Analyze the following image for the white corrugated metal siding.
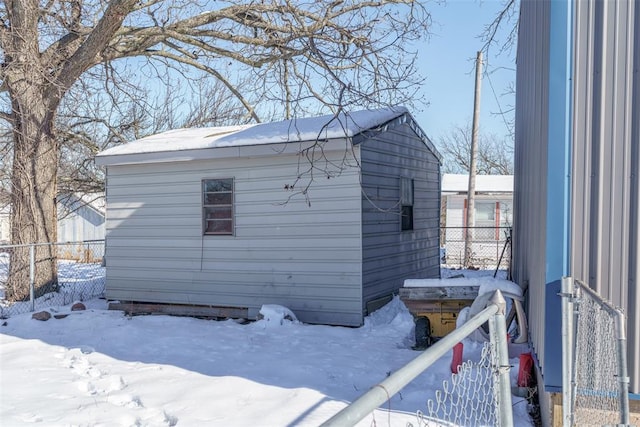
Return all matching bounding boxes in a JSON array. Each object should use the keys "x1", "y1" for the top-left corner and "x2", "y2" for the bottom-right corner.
[
  {"x1": 570, "y1": 0, "x2": 639, "y2": 393},
  {"x1": 515, "y1": 0, "x2": 639, "y2": 393}
]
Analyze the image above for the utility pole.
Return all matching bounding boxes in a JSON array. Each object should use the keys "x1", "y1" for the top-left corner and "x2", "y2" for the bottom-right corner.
[{"x1": 464, "y1": 51, "x2": 482, "y2": 267}]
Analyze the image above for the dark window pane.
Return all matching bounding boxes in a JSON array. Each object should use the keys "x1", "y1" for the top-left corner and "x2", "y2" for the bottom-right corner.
[
  {"x1": 205, "y1": 207, "x2": 232, "y2": 219},
  {"x1": 401, "y1": 178, "x2": 414, "y2": 205},
  {"x1": 401, "y1": 205, "x2": 414, "y2": 231},
  {"x1": 205, "y1": 192, "x2": 232, "y2": 205},
  {"x1": 205, "y1": 220, "x2": 233, "y2": 234},
  {"x1": 204, "y1": 179, "x2": 233, "y2": 192}
]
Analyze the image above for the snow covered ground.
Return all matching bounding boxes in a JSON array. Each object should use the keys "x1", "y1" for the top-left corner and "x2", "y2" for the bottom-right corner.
[{"x1": 0, "y1": 271, "x2": 533, "y2": 426}]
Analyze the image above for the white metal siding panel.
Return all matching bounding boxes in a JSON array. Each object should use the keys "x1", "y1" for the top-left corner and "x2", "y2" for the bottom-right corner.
[
  {"x1": 58, "y1": 206, "x2": 106, "y2": 242},
  {"x1": 0, "y1": 213, "x2": 8, "y2": 242},
  {"x1": 360, "y1": 123, "x2": 440, "y2": 310},
  {"x1": 445, "y1": 196, "x2": 465, "y2": 228},
  {"x1": 631, "y1": 2, "x2": 640, "y2": 396},
  {"x1": 105, "y1": 147, "x2": 364, "y2": 326},
  {"x1": 571, "y1": 0, "x2": 640, "y2": 393},
  {"x1": 517, "y1": 0, "x2": 640, "y2": 393},
  {"x1": 513, "y1": 0, "x2": 551, "y2": 378}
]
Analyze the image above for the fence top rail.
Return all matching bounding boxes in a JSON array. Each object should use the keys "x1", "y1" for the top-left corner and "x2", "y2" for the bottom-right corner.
[
  {"x1": 0, "y1": 240, "x2": 105, "y2": 250},
  {"x1": 442, "y1": 226, "x2": 512, "y2": 229},
  {"x1": 574, "y1": 278, "x2": 625, "y2": 317}
]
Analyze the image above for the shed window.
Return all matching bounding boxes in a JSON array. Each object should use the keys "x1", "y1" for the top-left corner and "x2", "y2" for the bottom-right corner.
[
  {"x1": 401, "y1": 177, "x2": 414, "y2": 231},
  {"x1": 203, "y1": 178, "x2": 234, "y2": 235}
]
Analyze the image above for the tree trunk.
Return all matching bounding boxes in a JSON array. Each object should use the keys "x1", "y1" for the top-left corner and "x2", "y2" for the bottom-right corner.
[{"x1": 5, "y1": 85, "x2": 60, "y2": 301}]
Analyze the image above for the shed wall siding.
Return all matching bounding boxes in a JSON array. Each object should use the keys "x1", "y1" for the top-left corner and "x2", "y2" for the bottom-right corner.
[
  {"x1": 0, "y1": 211, "x2": 9, "y2": 242},
  {"x1": 360, "y1": 123, "x2": 440, "y2": 309},
  {"x1": 58, "y1": 206, "x2": 105, "y2": 242},
  {"x1": 105, "y1": 149, "x2": 364, "y2": 326}
]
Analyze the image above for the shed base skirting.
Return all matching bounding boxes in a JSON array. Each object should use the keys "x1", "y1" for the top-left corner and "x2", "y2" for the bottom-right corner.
[{"x1": 109, "y1": 301, "x2": 249, "y2": 320}]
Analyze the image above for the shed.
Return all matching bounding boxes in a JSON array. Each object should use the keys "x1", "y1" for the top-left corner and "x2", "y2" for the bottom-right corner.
[
  {"x1": 96, "y1": 107, "x2": 442, "y2": 326},
  {"x1": 0, "y1": 192, "x2": 106, "y2": 246},
  {"x1": 57, "y1": 192, "x2": 106, "y2": 242},
  {"x1": 0, "y1": 189, "x2": 10, "y2": 244},
  {"x1": 0, "y1": 204, "x2": 9, "y2": 244},
  {"x1": 514, "y1": 0, "x2": 640, "y2": 413}
]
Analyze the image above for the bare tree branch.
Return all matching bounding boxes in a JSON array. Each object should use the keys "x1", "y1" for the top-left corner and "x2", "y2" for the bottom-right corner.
[
  {"x1": 54, "y1": 0, "x2": 139, "y2": 98},
  {"x1": 0, "y1": 0, "x2": 430, "y2": 298},
  {"x1": 436, "y1": 125, "x2": 513, "y2": 175}
]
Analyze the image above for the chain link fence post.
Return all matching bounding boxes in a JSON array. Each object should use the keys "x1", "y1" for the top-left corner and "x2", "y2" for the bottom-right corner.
[
  {"x1": 614, "y1": 307, "x2": 630, "y2": 425},
  {"x1": 561, "y1": 276, "x2": 575, "y2": 427},
  {"x1": 29, "y1": 244, "x2": 35, "y2": 312},
  {"x1": 1, "y1": 240, "x2": 105, "y2": 317},
  {"x1": 488, "y1": 290, "x2": 513, "y2": 427}
]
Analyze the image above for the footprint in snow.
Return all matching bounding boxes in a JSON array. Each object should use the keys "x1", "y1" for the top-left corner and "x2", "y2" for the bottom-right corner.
[
  {"x1": 111, "y1": 394, "x2": 144, "y2": 409},
  {"x1": 65, "y1": 354, "x2": 103, "y2": 379},
  {"x1": 76, "y1": 380, "x2": 97, "y2": 395},
  {"x1": 163, "y1": 411, "x2": 179, "y2": 426}
]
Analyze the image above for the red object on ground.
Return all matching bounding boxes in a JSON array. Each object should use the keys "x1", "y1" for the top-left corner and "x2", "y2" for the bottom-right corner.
[
  {"x1": 517, "y1": 352, "x2": 535, "y2": 387},
  {"x1": 451, "y1": 342, "x2": 464, "y2": 374}
]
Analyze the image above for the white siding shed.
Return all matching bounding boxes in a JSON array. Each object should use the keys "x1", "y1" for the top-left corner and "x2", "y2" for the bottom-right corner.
[{"x1": 96, "y1": 108, "x2": 441, "y2": 326}]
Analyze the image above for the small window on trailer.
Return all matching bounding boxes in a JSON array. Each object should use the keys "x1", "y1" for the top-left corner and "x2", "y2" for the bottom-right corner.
[
  {"x1": 203, "y1": 178, "x2": 234, "y2": 235},
  {"x1": 401, "y1": 177, "x2": 414, "y2": 231}
]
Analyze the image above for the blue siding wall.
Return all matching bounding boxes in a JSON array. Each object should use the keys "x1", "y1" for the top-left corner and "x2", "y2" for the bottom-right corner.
[
  {"x1": 545, "y1": 0, "x2": 573, "y2": 284},
  {"x1": 360, "y1": 120, "x2": 441, "y2": 312}
]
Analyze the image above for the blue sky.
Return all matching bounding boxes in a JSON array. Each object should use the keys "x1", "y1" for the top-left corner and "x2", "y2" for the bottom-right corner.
[{"x1": 414, "y1": 0, "x2": 517, "y2": 143}]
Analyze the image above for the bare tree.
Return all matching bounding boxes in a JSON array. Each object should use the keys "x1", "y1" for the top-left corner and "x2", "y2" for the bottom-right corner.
[
  {"x1": 480, "y1": 0, "x2": 519, "y2": 57},
  {"x1": 437, "y1": 125, "x2": 513, "y2": 175},
  {"x1": 480, "y1": 0, "x2": 519, "y2": 139},
  {"x1": 56, "y1": 73, "x2": 250, "y2": 197},
  {"x1": 0, "y1": 0, "x2": 429, "y2": 300}
]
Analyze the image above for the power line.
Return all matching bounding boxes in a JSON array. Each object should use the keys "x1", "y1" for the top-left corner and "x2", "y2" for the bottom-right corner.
[{"x1": 485, "y1": 68, "x2": 513, "y2": 136}]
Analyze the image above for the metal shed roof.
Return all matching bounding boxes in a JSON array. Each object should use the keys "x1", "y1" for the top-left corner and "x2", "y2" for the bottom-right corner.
[{"x1": 96, "y1": 107, "x2": 440, "y2": 166}]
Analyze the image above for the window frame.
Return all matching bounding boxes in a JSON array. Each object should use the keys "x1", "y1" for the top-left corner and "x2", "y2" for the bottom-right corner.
[
  {"x1": 400, "y1": 177, "x2": 414, "y2": 231},
  {"x1": 474, "y1": 200, "x2": 498, "y2": 228},
  {"x1": 202, "y1": 178, "x2": 235, "y2": 236}
]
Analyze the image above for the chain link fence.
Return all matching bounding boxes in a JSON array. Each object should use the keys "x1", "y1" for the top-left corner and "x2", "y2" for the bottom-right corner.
[
  {"x1": 321, "y1": 291, "x2": 513, "y2": 427},
  {"x1": 0, "y1": 240, "x2": 105, "y2": 318},
  {"x1": 426, "y1": 341, "x2": 500, "y2": 425},
  {"x1": 441, "y1": 226, "x2": 511, "y2": 271},
  {"x1": 561, "y1": 277, "x2": 630, "y2": 426}
]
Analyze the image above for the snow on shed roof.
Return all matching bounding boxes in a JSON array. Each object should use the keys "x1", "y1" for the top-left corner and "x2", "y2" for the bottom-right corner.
[
  {"x1": 97, "y1": 107, "x2": 414, "y2": 160},
  {"x1": 442, "y1": 174, "x2": 513, "y2": 194}
]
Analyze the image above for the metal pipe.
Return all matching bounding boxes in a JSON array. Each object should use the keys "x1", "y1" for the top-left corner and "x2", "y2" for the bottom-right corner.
[
  {"x1": 321, "y1": 292, "x2": 504, "y2": 427},
  {"x1": 488, "y1": 290, "x2": 513, "y2": 427},
  {"x1": 29, "y1": 245, "x2": 35, "y2": 312},
  {"x1": 614, "y1": 311, "x2": 630, "y2": 425},
  {"x1": 570, "y1": 285, "x2": 580, "y2": 426},
  {"x1": 0, "y1": 239, "x2": 105, "y2": 250},
  {"x1": 561, "y1": 276, "x2": 574, "y2": 427},
  {"x1": 574, "y1": 278, "x2": 620, "y2": 316}
]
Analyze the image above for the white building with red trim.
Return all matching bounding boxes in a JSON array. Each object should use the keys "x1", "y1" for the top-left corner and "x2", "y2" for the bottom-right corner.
[{"x1": 440, "y1": 174, "x2": 513, "y2": 268}]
